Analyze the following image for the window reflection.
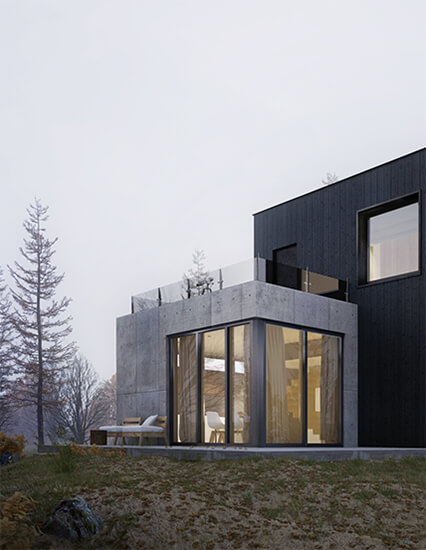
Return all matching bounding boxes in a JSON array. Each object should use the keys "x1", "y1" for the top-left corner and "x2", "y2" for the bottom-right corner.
[
  {"x1": 230, "y1": 325, "x2": 250, "y2": 443},
  {"x1": 307, "y1": 332, "x2": 340, "y2": 444},
  {"x1": 172, "y1": 325, "x2": 251, "y2": 445},
  {"x1": 368, "y1": 202, "x2": 419, "y2": 281},
  {"x1": 172, "y1": 335, "x2": 197, "y2": 443},
  {"x1": 172, "y1": 323, "x2": 341, "y2": 446},
  {"x1": 201, "y1": 329, "x2": 226, "y2": 444},
  {"x1": 266, "y1": 325, "x2": 303, "y2": 444}
]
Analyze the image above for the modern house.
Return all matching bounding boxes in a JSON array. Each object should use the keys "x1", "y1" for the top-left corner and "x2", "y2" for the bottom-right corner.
[{"x1": 117, "y1": 148, "x2": 425, "y2": 449}]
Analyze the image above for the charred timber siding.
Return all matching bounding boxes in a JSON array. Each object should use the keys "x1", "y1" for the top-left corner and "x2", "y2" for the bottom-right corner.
[{"x1": 254, "y1": 148, "x2": 426, "y2": 447}]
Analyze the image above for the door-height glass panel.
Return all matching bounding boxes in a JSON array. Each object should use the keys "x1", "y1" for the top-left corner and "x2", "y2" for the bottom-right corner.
[
  {"x1": 230, "y1": 325, "x2": 250, "y2": 444},
  {"x1": 172, "y1": 335, "x2": 197, "y2": 443},
  {"x1": 266, "y1": 325, "x2": 303, "y2": 444},
  {"x1": 201, "y1": 329, "x2": 226, "y2": 444},
  {"x1": 307, "y1": 332, "x2": 340, "y2": 444},
  {"x1": 368, "y1": 202, "x2": 419, "y2": 281}
]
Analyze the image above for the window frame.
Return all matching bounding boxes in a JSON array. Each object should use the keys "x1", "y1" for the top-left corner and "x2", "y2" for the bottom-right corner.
[
  {"x1": 168, "y1": 321, "x2": 252, "y2": 447},
  {"x1": 357, "y1": 193, "x2": 421, "y2": 285},
  {"x1": 168, "y1": 320, "x2": 343, "y2": 447},
  {"x1": 263, "y1": 321, "x2": 343, "y2": 447}
]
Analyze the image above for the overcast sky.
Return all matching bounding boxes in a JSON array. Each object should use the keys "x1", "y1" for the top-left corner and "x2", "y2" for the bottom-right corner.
[{"x1": 1, "y1": 1, "x2": 425, "y2": 380}]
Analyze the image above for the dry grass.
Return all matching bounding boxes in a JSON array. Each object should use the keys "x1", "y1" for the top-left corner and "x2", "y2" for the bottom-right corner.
[{"x1": 1, "y1": 453, "x2": 425, "y2": 549}]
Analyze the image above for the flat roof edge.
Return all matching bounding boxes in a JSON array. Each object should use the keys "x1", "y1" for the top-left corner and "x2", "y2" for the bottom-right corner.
[{"x1": 253, "y1": 146, "x2": 426, "y2": 217}]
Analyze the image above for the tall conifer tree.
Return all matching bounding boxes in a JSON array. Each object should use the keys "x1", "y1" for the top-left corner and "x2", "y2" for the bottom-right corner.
[{"x1": 8, "y1": 199, "x2": 75, "y2": 444}]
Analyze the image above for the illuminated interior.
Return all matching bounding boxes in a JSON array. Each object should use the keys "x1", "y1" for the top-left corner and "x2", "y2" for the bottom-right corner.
[
  {"x1": 368, "y1": 202, "x2": 419, "y2": 281},
  {"x1": 172, "y1": 324, "x2": 250, "y2": 445},
  {"x1": 172, "y1": 323, "x2": 341, "y2": 446}
]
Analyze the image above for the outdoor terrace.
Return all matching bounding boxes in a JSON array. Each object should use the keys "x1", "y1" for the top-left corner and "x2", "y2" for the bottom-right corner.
[{"x1": 131, "y1": 257, "x2": 348, "y2": 313}]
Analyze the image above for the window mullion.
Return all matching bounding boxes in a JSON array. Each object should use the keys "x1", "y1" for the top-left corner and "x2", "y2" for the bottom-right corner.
[
  {"x1": 196, "y1": 332, "x2": 202, "y2": 444},
  {"x1": 302, "y1": 331, "x2": 307, "y2": 446},
  {"x1": 225, "y1": 327, "x2": 231, "y2": 444}
]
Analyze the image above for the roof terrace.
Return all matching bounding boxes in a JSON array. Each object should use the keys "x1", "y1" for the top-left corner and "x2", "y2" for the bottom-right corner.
[{"x1": 131, "y1": 258, "x2": 348, "y2": 313}]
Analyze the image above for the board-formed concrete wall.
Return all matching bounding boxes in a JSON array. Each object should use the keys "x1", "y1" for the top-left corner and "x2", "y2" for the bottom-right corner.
[{"x1": 117, "y1": 280, "x2": 358, "y2": 446}]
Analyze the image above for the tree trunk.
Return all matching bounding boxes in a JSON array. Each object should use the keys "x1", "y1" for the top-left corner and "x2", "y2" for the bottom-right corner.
[
  {"x1": 37, "y1": 361, "x2": 44, "y2": 445},
  {"x1": 37, "y1": 228, "x2": 44, "y2": 446}
]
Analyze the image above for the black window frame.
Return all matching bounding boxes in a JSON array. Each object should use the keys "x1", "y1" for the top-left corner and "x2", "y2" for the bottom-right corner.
[
  {"x1": 263, "y1": 321, "x2": 343, "y2": 447},
  {"x1": 168, "y1": 320, "x2": 343, "y2": 447},
  {"x1": 357, "y1": 193, "x2": 420, "y2": 285},
  {"x1": 168, "y1": 321, "x2": 253, "y2": 447}
]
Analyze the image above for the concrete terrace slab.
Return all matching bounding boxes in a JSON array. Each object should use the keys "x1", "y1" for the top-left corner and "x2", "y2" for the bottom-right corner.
[{"x1": 85, "y1": 445, "x2": 426, "y2": 462}]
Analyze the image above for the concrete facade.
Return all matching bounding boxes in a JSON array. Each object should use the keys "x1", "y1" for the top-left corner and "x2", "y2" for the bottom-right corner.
[{"x1": 117, "y1": 280, "x2": 358, "y2": 447}]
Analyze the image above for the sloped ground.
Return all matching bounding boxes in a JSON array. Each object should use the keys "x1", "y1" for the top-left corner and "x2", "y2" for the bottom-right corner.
[{"x1": 1, "y1": 453, "x2": 425, "y2": 549}]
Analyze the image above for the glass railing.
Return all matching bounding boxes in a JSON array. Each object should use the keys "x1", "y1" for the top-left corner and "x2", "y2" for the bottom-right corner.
[
  {"x1": 132, "y1": 258, "x2": 348, "y2": 312},
  {"x1": 132, "y1": 259, "x2": 255, "y2": 312}
]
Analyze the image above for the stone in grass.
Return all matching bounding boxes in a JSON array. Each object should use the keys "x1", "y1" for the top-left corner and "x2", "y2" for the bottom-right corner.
[
  {"x1": 43, "y1": 496, "x2": 102, "y2": 541},
  {"x1": 0, "y1": 452, "x2": 19, "y2": 465}
]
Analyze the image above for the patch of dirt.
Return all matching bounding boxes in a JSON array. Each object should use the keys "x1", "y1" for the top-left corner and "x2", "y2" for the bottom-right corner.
[{"x1": 4, "y1": 455, "x2": 426, "y2": 549}]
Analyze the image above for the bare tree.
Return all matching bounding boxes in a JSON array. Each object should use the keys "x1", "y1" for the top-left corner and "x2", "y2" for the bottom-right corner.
[
  {"x1": 322, "y1": 172, "x2": 338, "y2": 186},
  {"x1": 0, "y1": 268, "x2": 14, "y2": 431},
  {"x1": 96, "y1": 374, "x2": 117, "y2": 427},
  {"x1": 8, "y1": 198, "x2": 75, "y2": 445},
  {"x1": 53, "y1": 355, "x2": 110, "y2": 444},
  {"x1": 182, "y1": 249, "x2": 214, "y2": 297}
]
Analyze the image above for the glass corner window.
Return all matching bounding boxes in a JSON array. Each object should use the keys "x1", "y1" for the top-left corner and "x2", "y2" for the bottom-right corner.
[{"x1": 171, "y1": 324, "x2": 250, "y2": 446}]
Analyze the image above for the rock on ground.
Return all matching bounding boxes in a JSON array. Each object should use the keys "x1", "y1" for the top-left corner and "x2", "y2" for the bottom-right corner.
[
  {"x1": 43, "y1": 496, "x2": 101, "y2": 540},
  {"x1": 0, "y1": 452, "x2": 19, "y2": 465}
]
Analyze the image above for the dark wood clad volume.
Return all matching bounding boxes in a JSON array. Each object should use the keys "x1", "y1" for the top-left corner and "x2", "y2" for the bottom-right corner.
[{"x1": 253, "y1": 148, "x2": 426, "y2": 447}]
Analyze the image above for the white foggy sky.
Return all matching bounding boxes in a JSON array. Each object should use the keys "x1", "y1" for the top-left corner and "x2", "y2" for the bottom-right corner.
[{"x1": 1, "y1": 1, "x2": 425, "y2": 380}]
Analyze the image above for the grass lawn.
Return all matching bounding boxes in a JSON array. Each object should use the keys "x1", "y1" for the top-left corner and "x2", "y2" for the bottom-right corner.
[{"x1": 1, "y1": 451, "x2": 425, "y2": 549}]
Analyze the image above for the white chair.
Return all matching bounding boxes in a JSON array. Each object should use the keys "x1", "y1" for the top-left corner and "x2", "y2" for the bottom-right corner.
[
  {"x1": 234, "y1": 412, "x2": 244, "y2": 430},
  {"x1": 206, "y1": 411, "x2": 225, "y2": 443},
  {"x1": 233, "y1": 412, "x2": 244, "y2": 442}
]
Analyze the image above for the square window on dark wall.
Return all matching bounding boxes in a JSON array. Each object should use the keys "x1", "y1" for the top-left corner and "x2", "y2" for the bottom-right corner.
[{"x1": 358, "y1": 194, "x2": 420, "y2": 284}]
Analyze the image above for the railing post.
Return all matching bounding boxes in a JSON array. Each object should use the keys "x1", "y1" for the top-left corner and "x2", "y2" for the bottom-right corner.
[
  {"x1": 219, "y1": 268, "x2": 223, "y2": 290},
  {"x1": 255, "y1": 257, "x2": 266, "y2": 282},
  {"x1": 304, "y1": 267, "x2": 310, "y2": 292}
]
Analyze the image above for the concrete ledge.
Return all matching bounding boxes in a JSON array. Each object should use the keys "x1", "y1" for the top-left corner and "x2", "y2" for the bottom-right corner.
[
  {"x1": 79, "y1": 445, "x2": 426, "y2": 462},
  {"x1": 37, "y1": 444, "x2": 125, "y2": 454}
]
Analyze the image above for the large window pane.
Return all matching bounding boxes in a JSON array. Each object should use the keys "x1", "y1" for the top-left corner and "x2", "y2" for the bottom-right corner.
[
  {"x1": 201, "y1": 329, "x2": 226, "y2": 444},
  {"x1": 307, "y1": 333, "x2": 340, "y2": 444},
  {"x1": 230, "y1": 325, "x2": 250, "y2": 444},
  {"x1": 368, "y1": 202, "x2": 419, "y2": 281},
  {"x1": 266, "y1": 325, "x2": 303, "y2": 444},
  {"x1": 172, "y1": 335, "x2": 197, "y2": 443}
]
